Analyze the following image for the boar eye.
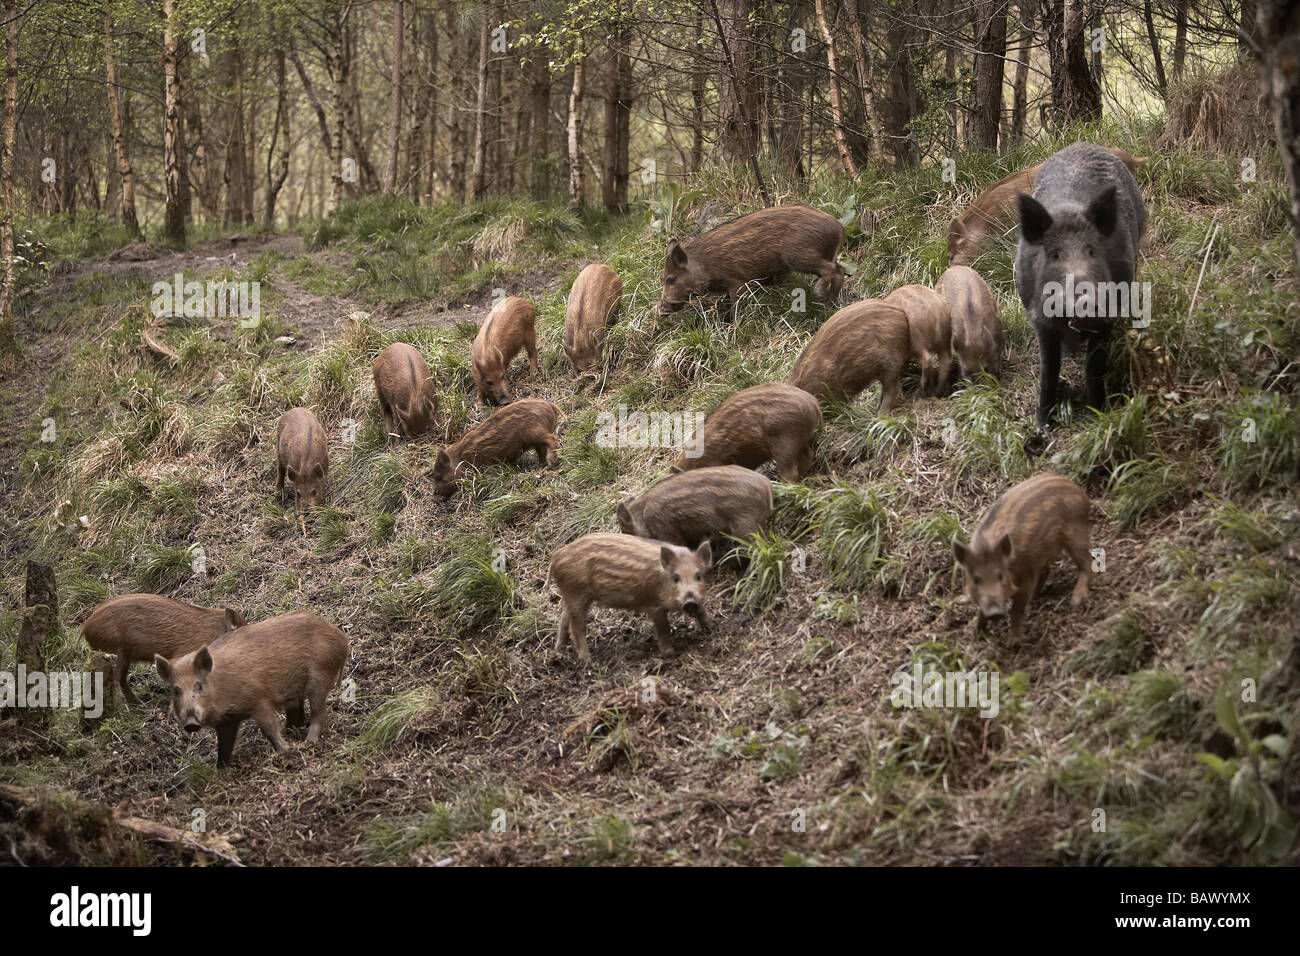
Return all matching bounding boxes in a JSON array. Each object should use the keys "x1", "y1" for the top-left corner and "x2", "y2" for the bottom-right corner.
[
  {"x1": 696, "y1": 573, "x2": 702, "y2": 581},
  {"x1": 195, "y1": 682, "x2": 203, "y2": 692},
  {"x1": 972, "y1": 575, "x2": 981, "y2": 585},
  {"x1": 665, "y1": 276, "x2": 675, "y2": 285},
  {"x1": 672, "y1": 574, "x2": 680, "y2": 583},
  {"x1": 172, "y1": 685, "x2": 181, "y2": 696}
]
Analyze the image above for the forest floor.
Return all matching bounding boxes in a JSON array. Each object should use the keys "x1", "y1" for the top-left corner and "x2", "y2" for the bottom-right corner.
[{"x1": 1, "y1": 120, "x2": 1298, "y2": 866}]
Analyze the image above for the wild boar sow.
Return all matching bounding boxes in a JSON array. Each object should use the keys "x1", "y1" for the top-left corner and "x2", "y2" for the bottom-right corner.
[
  {"x1": 948, "y1": 147, "x2": 1146, "y2": 266},
  {"x1": 953, "y1": 473, "x2": 1092, "y2": 642},
  {"x1": 154, "y1": 610, "x2": 349, "y2": 766},
  {"x1": 935, "y1": 265, "x2": 1002, "y2": 381},
  {"x1": 788, "y1": 299, "x2": 911, "y2": 412},
  {"x1": 550, "y1": 533, "x2": 712, "y2": 663},
  {"x1": 373, "y1": 342, "x2": 440, "y2": 438},
  {"x1": 276, "y1": 407, "x2": 328, "y2": 510},
  {"x1": 432, "y1": 398, "x2": 559, "y2": 496},
  {"x1": 564, "y1": 263, "x2": 623, "y2": 377},
  {"x1": 1015, "y1": 142, "x2": 1146, "y2": 426},
  {"x1": 82, "y1": 594, "x2": 245, "y2": 708},
  {"x1": 472, "y1": 296, "x2": 539, "y2": 404},
  {"x1": 670, "y1": 383, "x2": 821, "y2": 482},
  {"x1": 657, "y1": 205, "x2": 846, "y2": 316},
  {"x1": 617, "y1": 465, "x2": 773, "y2": 550},
  {"x1": 885, "y1": 285, "x2": 953, "y2": 396}
]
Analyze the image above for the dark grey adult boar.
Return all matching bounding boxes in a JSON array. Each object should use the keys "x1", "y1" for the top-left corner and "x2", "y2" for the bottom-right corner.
[{"x1": 1015, "y1": 142, "x2": 1146, "y2": 427}]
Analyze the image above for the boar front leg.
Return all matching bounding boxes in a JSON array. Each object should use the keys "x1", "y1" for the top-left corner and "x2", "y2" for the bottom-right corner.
[
  {"x1": 1035, "y1": 324, "x2": 1063, "y2": 428},
  {"x1": 251, "y1": 701, "x2": 288, "y2": 753},
  {"x1": 650, "y1": 608, "x2": 675, "y2": 656},
  {"x1": 1084, "y1": 332, "x2": 1110, "y2": 416},
  {"x1": 1008, "y1": 590, "x2": 1031, "y2": 644},
  {"x1": 115, "y1": 655, "x2": 143, "y2": 709},
  {"x1": 215, "y1": 719, "x2": 240, "y2": 766},
  {"x1": 1066, "y1": 526, "x2": 1093, "y2": 608},
  {"x1": 525, "y1": 329, "x2": 540, "y2": 377},
  {"x1": 305, "y1": 683, "x2": 332, "y2": 744}
]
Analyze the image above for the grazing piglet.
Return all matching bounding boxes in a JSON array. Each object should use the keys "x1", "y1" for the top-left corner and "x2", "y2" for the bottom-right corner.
[
  {"x1": 432, "y1": 398, "x2": 559, "y2": 496},
  {"x1": 935, "y1": 265, "x2": 1002, "y2": 381},
  {"x1": 550, "y1": 533, "x2": 712, "y2": 662},
  {"x1": 885, "y1": 285, "x2": 953, "y2": 396},
  {"x1": 947, "y1": 147, "x2": 1146, "y2": 265},
  {"x1": 670, "y1": 382, "x2": 821, "y2": 482},
  {"x1": 154, "y1": 610, "x2": 349, "y2": 766},
  {"x1": 472, "y1": 296, "x2": 539, "y2": 405},
  {"x1": 788, "y1": 299, "x2": 911, "y2": 412},
  {"x1": 373, "y1": 342, "x2": 440, "y2": 439},
  {"x1": 81, "y1": 594, "x2": 245, "y2": 708},
  {"x1": 1015, "y1": 141, "x2": 1146, "y2": 427},
  {"x1": 617, "y1": 465, "x2": 773, "y2": 551},
  {"x1": 953, "y1": 473, "x2": 1092, "y2": 642},
  {"x1": 276, "y1": 407, "x2": 328, "y2": 510},
  {"x1": 657, "y1": 205, "x2": 846, "y2": 316},
  {"x1": 564, "y1": 263, "x2": 623, "y2": 378}
]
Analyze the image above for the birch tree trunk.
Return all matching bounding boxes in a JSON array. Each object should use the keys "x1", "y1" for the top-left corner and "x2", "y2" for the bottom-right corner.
[{"x1": 103, "y1": 2, "x2": 139, "y2": 237}]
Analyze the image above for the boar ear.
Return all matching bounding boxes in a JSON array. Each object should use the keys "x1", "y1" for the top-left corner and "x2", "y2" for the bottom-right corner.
[
  {"x1": 1087, "y1": 185, "x2": 1119, "y2": 237},
  {"x1": 1017, "y1": 194, "x2": 1052, "y2": 244},
  {"x1": 953, "y1": 539, "x2": 970, "y2": 565},
  {"x1": 666, "y1": 239, "x2": 687, "y2": 269},
  {"x1": 659, "y1": 546, "x2": 677, "y2": 571},
  {"x1": 223, "y1": 608, "x2": 242, "y2": 631},
  {"x1": 435, "y1": 448, "x2": 450, "y2": 470},
  {"x1": 695, "y1": 540, "x2": 713, "y2": 569},
  {"x1": 616, "y1": 501, "x2": 632, "y2": 529},
  {"x1": 312, "y1": 461, "x2": 326, "y2": 480},
  {"x1": 194, "y1": 646, "x2": 214, "y2": 679},
  {"x1": 154, "y1": 654, "x2": 172, "y2": 681},
  {"x1": 997, "y1": 533, "x2": 1014, "y2": 558}
]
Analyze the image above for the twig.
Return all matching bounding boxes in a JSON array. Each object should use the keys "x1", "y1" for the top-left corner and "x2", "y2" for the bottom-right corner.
[{"x1": 1188, "y1": 221, "x2": 1220, "y2": 320}]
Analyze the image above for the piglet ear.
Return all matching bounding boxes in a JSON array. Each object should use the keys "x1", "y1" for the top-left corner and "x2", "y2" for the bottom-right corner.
[
  {"x1": 194, "y1": 646, "x2": 214, "y2": 679},
  {"x1": 695, "y1": 540, "x2": 713, "y2": 570},
  {"x1": 223, "y1": 608, "x2": 242, "y2": 631},
  {"x1": 667, "y1": 239, "x2": 687, "y2": 269},
  {"x1": 154, "y1": 655, "x2": 172, "y2": 681},
  {"x1": 659, "y1": 546, "x2": 676, "y2": 572},
  {"x1": 953, "y1": 539, "x2": 970, "y2": 565},
  {"x1": 616, "y1": 502, "x2": 633, "y2": 529},
  {"x1": 1087, "y1": 185, "x2": 1118, "y2": 237},
  {"x1": 997, "y1": 533, "x2": 1014, "y2": 558},
  {"x1": 435, "y1": 448, "x2": 450, "y2": 470},
  {"x1": 1017, "y1": 194, "x2": 1053, "y2": 244}
]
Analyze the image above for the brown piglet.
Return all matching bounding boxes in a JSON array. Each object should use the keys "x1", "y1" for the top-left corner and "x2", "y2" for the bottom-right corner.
[
  {"x1": 154, "y1": 610, "x2": 349, "y2": 766},
  {"x1": 550, "y1": 533, "x2": 712, "y2": 663},
  {"x1": 788, "y1": 299, "x2": 911, "y2": 412},
  {"x1": 935, "y1": 265, "x2": 1002, "y2": 382},
  {"x1": 657, "y1": 205, "x2": 846, "y2": 316},
  {"x1": 670, "y1": 383, "x2": 821, "y2": 482},
  {"x1": 953, "y1": 473, "x2": 1093, "y2": 642},
  {"x1": 564, "y1": 263, "x2": 623, "y2": 378},
  {"x1": 276, "y1": 407, "x2": 329, "y2": 510},
  {"x1": 885, "y1": 284, "x2": 953, "y2": 396},
  {"x1": 432, "y1": 398, "x2": 559, "y2": 497},
  {"x1": 618, "y1": 465, "x2": 773, "y2": 552},
  {"x1": 373, "y1": 342, "x2": 440, "y2": 439},
  {"x1": 81, "y1": 594, "x2": 245, "y2": 708},
  {"x1": 472, "y1": 296, "x2": 539, "y2": 405}
]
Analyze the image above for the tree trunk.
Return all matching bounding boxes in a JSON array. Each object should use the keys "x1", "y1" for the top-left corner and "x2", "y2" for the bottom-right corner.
[
  {"x1": 716, "y1": 0, "x2": 760, "y2": 165},
  {"x1": 468, "y1": 10, "x2": 489, "y2": 202},
  {"x1": 973, "y1": 0, "x2": 1008, "y2": 150},
  {"x1": 844, "y1": 0, "x2": 885, "y2": 163},
  {"x1": 384, "y1": 0, "x2": 404, "y2": 194},
  {"x1": 529, "y1": 47, "x2": 551, "y2": 199},
  {"x1": 815, "y1": 0, "x2": 860, "y2": 176},
  {"x1": 180, "y1": 53, "x2": 215, "y2": 221},
  {"x1": 0, "y1": 0, "x2": 16, "y2": 351},
  {"x1": 1255, "y1": 0, "x2": 1300, "y2": 271},
  {"x1": 691, "y1": 14, "x2": 705, "y2": 174},
  {"x1": 1040, "y1": 0, "x2": 1102, "y2": 125},
  {"x1": 329, "y1": 6, "x2": 348, "y2": 211},
  {"x1": 222, "y1": 50, "x2": 251, "y2": 226},
  {"x1": 162, "y1": 0, "x2": 186, "y2": 243},
  {"x1": 1143, "y1": 0, "x2": 1168, "y2": 97},
  {"x1": 103, "y1": 3, "x2": 139, "y2": 237},
  {"x1": 264, "y1": 48, "x2": 290, "y2": 228},
  {"x1": 1172, "y1": 0, "x2": 1189, "y2": 81},
  {"x1": 1010, "y1": 0, "x2": 1034, "y2": 141},
  {"x1": 601, "y1": 29, "x2": 632, "y2": 213},
  {"x1": 568, "y1": 44, "x2": 585, "y2": 207}
]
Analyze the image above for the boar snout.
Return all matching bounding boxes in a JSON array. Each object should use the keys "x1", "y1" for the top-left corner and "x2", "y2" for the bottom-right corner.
[
  {"x1": 656, "y1": 296, "x2": 686, "y2": 317},
  {"x1": 182, "y1": 714, "x2": 202, "y2": 733}
]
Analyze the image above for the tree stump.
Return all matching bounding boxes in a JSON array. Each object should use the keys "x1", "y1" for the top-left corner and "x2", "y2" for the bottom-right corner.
[{"x1": 16, "y1": 561, "x2": 58, "y2": 727}]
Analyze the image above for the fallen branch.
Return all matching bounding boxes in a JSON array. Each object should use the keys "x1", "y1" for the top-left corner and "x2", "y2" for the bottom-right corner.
[{"x1": 0, "y1": 782, "x2": 243, "y2": 866}]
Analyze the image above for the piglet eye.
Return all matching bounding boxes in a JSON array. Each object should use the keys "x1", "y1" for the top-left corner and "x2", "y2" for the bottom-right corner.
[
  {"x1": 665, "y1": 276, "x2": 676, "y2": 285},
  {"x1": 696, "y1": 573, "x2": 702, "y2": 581},
  {"x1": 672, "y1": 574, "x2": 680, "y2": 583},
  {"x1": 973, "y1": 575, "x2": 981, "y2": 585},
  {"x1": 195, "y1": 682, "x2": 203, "y2": 693},
  {"x1": 172, "y1": 686, "x2": 181, "y2": 696}
]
